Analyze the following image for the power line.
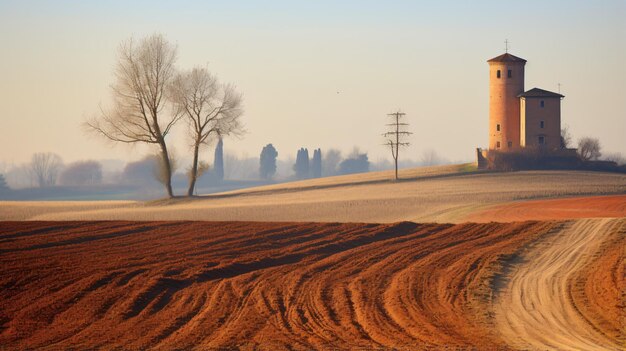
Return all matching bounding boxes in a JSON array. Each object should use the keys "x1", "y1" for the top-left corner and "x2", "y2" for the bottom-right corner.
[{"x1": 383, "y1": 111, "x2": 412, "y2": 180}]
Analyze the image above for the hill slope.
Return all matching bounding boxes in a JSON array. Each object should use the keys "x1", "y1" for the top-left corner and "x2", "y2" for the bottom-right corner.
[{"x1": 1, "y1": 167, "x2": 624, "y2": 222}]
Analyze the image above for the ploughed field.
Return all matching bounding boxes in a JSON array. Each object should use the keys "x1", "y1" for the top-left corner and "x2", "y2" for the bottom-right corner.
[{"x1": 1, "y1": 219, "x2": 623, "y2": 350}]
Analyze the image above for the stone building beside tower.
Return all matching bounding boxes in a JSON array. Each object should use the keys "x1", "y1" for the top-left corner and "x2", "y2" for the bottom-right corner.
[
  {"x1": 487, "y1": 52, "x2": 564, "y2": 151},
  {"x1": 478, "y1": 51, "x2": 570, "y2": 169}
]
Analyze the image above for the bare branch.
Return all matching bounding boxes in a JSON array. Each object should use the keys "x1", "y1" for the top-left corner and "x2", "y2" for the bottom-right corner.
[
  {"x1": 170, "y1": 66, "x2": 245, "y2": 196},
  {"x1": 30, "y1": 152, "x2": 63, "y2": 187},
  {"x1": 84, "y1": 33, "x2": 179, "y2": 197}
]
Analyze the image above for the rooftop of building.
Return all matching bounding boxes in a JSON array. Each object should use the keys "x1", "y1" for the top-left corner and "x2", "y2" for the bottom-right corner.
[
  {"x1": 487, "y1": 53, "x2": 527, "y2": 63},
  {"x1": 518, "y1": 87, "x2": 565, "y2": 98}
]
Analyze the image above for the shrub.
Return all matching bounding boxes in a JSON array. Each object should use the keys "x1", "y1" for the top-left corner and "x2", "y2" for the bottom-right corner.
[
  {"x1": 338, "y1": 153, "x2": 369, "y2": 175},
  {"x1": 259, "y1": 144, "x2": 278, "y2": 179}
]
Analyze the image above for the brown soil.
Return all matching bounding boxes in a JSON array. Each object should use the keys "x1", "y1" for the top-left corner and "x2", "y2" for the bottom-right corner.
[
  {"x1": 0, "y1": 220, "x2": 622, "y2": 350},
  {"x1": 0, "y1": 220, "x2": 553, "y2": 350},
  {"x1": 465, "y1": 194, "x2": 626, "y2": 222}
]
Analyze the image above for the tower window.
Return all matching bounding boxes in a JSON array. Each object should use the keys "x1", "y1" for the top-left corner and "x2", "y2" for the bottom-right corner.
[
  {"x1": 496, "y1": 70, "x2": 501, "y2": 78},
  {"x1": 496, "y1": 124, "x2": 501, "y2": 132},
  {"x1": 538, "y1": 136, "x2": 545, "y2": 145},
  {"x1": 496, "y1": 141, "x2": 501, "y2": 148},
  {"x1": 507, "y1": 70, "x2": 512, "y2": 78},
  {"x1": 540, "y1": 121, "x2": 545, "y2": 128},
  {"x1": 540, "y1": 100, "x2": 545, "y2": 108},
  {"x1": 507, "y1": 141, "x2": 512, "y2": 148}
]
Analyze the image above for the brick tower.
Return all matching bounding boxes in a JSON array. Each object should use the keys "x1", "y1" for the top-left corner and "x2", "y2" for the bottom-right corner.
[{"x1": 487, "y1": 53, "x2": 526, "y2": 151}]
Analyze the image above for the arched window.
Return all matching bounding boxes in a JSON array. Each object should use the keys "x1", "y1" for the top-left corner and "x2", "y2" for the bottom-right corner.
[{"x1": 497, "y1": 70, "x2": 501, "y2": 79}]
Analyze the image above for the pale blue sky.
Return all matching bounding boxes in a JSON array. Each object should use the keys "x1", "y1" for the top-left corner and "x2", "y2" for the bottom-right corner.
[{"x1": 1, "y1": 0, "x2": 624, "y2": 165}]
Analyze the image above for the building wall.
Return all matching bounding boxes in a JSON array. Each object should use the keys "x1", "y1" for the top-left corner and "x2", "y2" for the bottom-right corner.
[
  {"x1": 488, "y1": 61, "x2": 525, "y2": 151},
  {"x1": 520, "y1": 97, "x2": 561, "y2": 149}
]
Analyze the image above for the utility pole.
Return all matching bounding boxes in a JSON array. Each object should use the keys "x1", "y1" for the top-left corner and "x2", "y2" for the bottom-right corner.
[{"x1": 383, "y1": 111, "x2": 412, "y2": 180}]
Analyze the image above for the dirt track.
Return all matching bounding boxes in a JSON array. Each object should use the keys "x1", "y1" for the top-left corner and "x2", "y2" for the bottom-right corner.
[
  {"x1": 494, "y1": 218, "x2": 625, "y2": 350},
  {"x1": 0, "y1": 219, "x2": 623, "y2": 350}
]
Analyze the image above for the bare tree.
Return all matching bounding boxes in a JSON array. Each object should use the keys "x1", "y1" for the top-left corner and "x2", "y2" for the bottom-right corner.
[
  {"x1": 603, "y1": 152, "x2": 625, "y2": 165},
  {"x1": 85, "y1": 34, "x2": 180, "y2": 198},
  {"x1": 421, "y1": 149, "x2": 442, "y2": 166},
  {"x1": 170, "y1": 67, "x2": 243, "y2": 196},
  {"x1": 59, "y1": 160, "x2": 103, "y2": 186},
  {"x1": 383, "y1": 111, "x2": 412, "y2": 180},
  {"x1": 5, "y1": 165, "x2": 35, "y2": 188},
  {"x1": 31, "y1": 153, "x2": 63, "y2": 187},
  {"x1": 322, "y1": 149, "x2": 342, "y2": 177},
  {"x1": 578, "y1": 137, "x2": 602, "y2": 161},
  {"x1": 561, "y1": 125, "x2": 572, "y2": 148}
]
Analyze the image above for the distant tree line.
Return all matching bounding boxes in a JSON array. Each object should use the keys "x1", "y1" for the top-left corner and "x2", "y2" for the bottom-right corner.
[
  {"x1": 59, "y1": 161, "x2": 102, "y2": 186},
  {"x1": 338, "y1": 151, "x2": 369, "y2": 175},
  {"x1": 290, "y1": 147, "x2": 369, "y2": 180},
  {"x1": 0, "y1": 174, "x2": 8, "y2": 192}
]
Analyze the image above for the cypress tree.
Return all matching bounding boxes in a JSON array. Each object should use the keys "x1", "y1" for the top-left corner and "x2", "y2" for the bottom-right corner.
[
  {"x1": 312, "y1": 148, "x2": 322, "y2": 178},
  {"x1": 260, "y1": 144, "x2": 278, "y2": 179},
  {"x1": 214, "y1": 137, "x2": 224, "y2": 181},
  {"x1": 294, "y1": 148, "x2": 310, "y2": 179}
]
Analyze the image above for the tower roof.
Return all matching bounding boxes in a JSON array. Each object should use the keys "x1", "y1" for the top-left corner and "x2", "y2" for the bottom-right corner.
[
  {"x1": 518, "y1": 87, "x2": 564, "y2": 98},
  {"x1": 487, "y1": 53, "x2": 527, "y2": 63}
]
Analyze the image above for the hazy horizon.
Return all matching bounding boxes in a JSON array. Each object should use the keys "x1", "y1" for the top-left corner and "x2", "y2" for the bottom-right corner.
[{"x1": 1, "y1": 0, "x2": 624, "y2": 167}]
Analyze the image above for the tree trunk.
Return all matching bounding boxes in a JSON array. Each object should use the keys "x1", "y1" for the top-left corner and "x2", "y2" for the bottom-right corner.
[
  {"x1": 159, "y1": 141, "x2": 174, "y2": 198},
  {"x1": 187, "y1": 142, "x2": 200, "y2": 197}
]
